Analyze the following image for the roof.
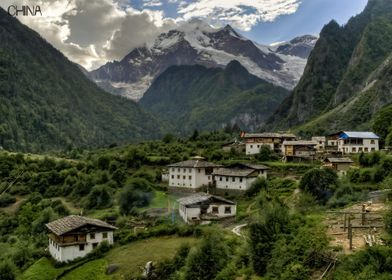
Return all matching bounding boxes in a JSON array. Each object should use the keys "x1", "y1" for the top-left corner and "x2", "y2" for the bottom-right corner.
[
  {"x1": 46, "y1": 215, "x2": 117, "y2": 236},
  {"x1": 177, "y1": 193, "x2": 235, "y2": 206},
  {"x1": 212, "y1": 168, "x2": 257, "y2": 177},
  {"x1": 168, "y1": 159, "x2": 221, "y2": 168},
  {"x1": 242, "y1": 132, "x2": 296, "y2": 139},
  {"x1": 222, "y1": 141, "x2": 245, "y2": 147},
  {"x1": 239, "y1": 163, "x2": 270, "y2": 170},
  {"x1": 339, "y1": 131, "x2": 379, "y2": 139},
  {"x1": 325, "y1": 157, "x2": 354, "y2": 163},
  {"x1": 282, "y1": 140, "x2": 318, "y2": 146}
]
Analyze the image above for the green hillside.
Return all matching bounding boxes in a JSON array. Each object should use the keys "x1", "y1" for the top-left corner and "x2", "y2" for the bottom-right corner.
[
  {"x1": 139, "y1": 61, "x2": 289, "y2": 134},
  {"x1": 266, "y1": 0, "x2": 392, "y2": 136},
  {"x1": 0, "y1": 8, "x2": 162, "y2": 152}
]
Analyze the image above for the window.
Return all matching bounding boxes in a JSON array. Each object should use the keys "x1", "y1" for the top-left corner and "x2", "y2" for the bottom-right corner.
[
  {"x1": 177, "y1": 175, "x2": 180, "y2": 179},
  {"x1": 352, "y1": 147, "x2": 356, "y2": 152},
  {"x1": 371, "y1": 140, "x2": 375, "y2": 144},
  {"x1": 102, "y1": 232, "x2": 108, "y2": 239},
  {"x1": 93, "y1": 243, "x2": 98, "y2": 249},
  {"x1": 365, "y1": 147, "x2": 369, "y2": 152},
  {"x1": 90, "y1": 233, "x2": 95, "y2": 240},
  {"x1": 239, "y1": 178, "x2": 243, "y2": 182},
  {"x1": 183, "y1": 175, "x2": 186, "y2": 179},
  {"x1": 232, "y1": 177, "x2": 235, "y2": 182},
  {"x1": 189, "y1": 176, "x2": 192, "y2": 180},
  {"x1": 226, "y1": 177, "x2": 229, "y2": 182},
  {"x1": 74, "y1": 235, "x2": 79, "y2": 242},
  {"x1": 359, "y1": 147, "x2": 363, "y2": 152},
  {"x1": 183, "y1": 168, "x2": 186, "y2": 173},
  {"x1": 198, "y1": 169, "x2": 201, "y2": 173},
  {"x1": 171, "y1": 175, "x2": 174, "y2": 179},
  {"x1": 189, "y1": 168, "x2": 192, "y2": 173},
  {"x1": 212, "y1": 207, "x2": 219, "y2": 213},
  {"x1": 79, "y1": 244, "x2": 85, "y2": 251},
  {"x1": 371, "y1": 148, "x2": 375, "y2": 151},
  {"x1": 224, "y1": 207, "x2": 231, "y2": 214},
  {"x1": 208, "y1": 176, "x2": 210, "y2": 180},
  {"x1": 219, "y1": 177, "x2": 222, "y2": 181},
  {"x1": 178, "y1": 168, "x2": 180, "y2": 172}
]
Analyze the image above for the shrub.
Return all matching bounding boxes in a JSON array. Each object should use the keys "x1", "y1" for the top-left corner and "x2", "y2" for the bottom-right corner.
[
  {"x1": 84, "y1": 185, "x2": 113, "y2": 209},
  {"x1": 256, "y1": 145, "x2": 279, "y2": 161},
  {"x1": 0, "y1": 261, "x2": 16, "y2": 280},
  {"x1": 246, "y1": 177, "x2": 268, "y2": 197},
  {"x1": 119, "y1": 178, "x2": 153, "y2": 215},
  {"x1": 299, "y1": 168, "x2": 338, "y2": 204}
]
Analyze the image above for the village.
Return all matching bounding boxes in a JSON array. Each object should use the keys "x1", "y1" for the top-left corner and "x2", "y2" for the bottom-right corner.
[{"x1": 42, "y1": 129, "x2": 388, "y2": 266}]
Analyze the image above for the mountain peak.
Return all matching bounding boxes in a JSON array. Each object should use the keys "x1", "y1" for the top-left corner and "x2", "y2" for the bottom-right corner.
[{"x1": 225, "y1": 60, "x2": 248, "y2": 73}]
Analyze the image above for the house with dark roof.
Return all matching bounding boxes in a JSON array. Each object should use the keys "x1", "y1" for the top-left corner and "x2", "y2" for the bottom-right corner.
[
  {"x1": 212, "y1": 162, "x2": 269, "y2": 191},
  {"x1": 46, "y1": 215, "x2": 117, "y2": 262},
  {"x1": 281, "y1": 140, "x2": 318, "y2": 161},
  {"x1": 167, "y1": 156, "x2": 221, "y2": 191},
  {"x1": 323, "y1": 157, "x2": 354, "y2": 176},
  {"x1": 328, "y1": 131, "x2": 379, "y2": 154},
  {"x1": 240, "y1": 132, "x2": 296, "y2": 155},
  {"x1": 177, "y1": 193, "x2": 236, "y2": 224}
]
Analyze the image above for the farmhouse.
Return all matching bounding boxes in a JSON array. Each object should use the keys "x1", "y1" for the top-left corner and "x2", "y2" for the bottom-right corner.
[
  {"x1": 323, "y1": 157, "x2": 354, "y2": 176},
  {"x1": 46, "y1": 215, "x2": 117, "y2": 262},
  {"x1": 222, "y1": 141, "x2": 245, "y2": 153},
  {"x1": 312, "y1": 136, "x2": 326, "y2": 151},
  {"x1": 213, "y1": 163, "x2": 269, "y2": 191},
  {"x1": 281, "y1": 140, "x2": 317, "y2": 161},
  {"x1": 177, "y1": 193, "x2": 236, "y2": 224},
  {"x1": 167, "y1": 156, "x2": 221, "y2": 190},
  {"x1": 241, "y1": 132, "x2": 296, "y2": 155},
  {"x1": 329, "y1": 131, "x2": 379, "y2": 154}
]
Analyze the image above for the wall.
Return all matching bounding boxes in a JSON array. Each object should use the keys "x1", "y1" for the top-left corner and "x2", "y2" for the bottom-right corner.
[
  {"x1": 206, "y1": 204, "x2": 236, "y2": 218},
  {"x1": 338, "y1": 139, "x2": 379, "y2": 154},
  {"x1": 246, "y1": 142, "x2": 274, "y2": 155},
  {"x1": 168, "y1": 167, "x2": 197, "y2": 189}
]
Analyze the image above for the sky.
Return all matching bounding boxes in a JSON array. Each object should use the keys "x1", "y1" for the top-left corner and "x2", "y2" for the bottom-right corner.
[{"x1": 0, "y1": 0, "x2": 368, "y2": 70}]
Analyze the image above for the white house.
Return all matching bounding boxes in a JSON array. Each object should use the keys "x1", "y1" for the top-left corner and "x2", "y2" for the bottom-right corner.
[
  {"x1": 312, "y1": 136, "x2": 326, "y2": 151},
  {"x1": 177, "y1": 193, "x2": 236, "y2": 224},
  {"x1": 329, "y1": 131, "x2": 380, "y2": 154},
  {"x1": 213, "y1": 163, "x2": 269, "y2": 191},
  {"x1": 241, "y1": 132, "x2": 296, "y2": 155},
  {"x1": 167, "y1": 156, "x2": 221, "y2": 190},
  {"x1": 46, "y1": 215, "x2": 117, "y2": 262}
]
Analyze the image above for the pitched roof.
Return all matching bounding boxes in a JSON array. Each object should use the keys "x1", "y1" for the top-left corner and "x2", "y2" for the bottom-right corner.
[
  {"x1": 282, "y1": 140, "x2": 318, "y2": 146},
  {"x1": 177, "y1": 193, "x2": 235, "y2": 206},
  {"x1": 213, "y1": 168, "x2": 257, "y2": 177},
  {"x1": 339, "y1": 131, "x2": 379, "y2": 139},
  {"x1": 325, "y1": 157, "x2": 354, "y2": 163},
  {"x1": 242, "y1": 132, "x2": 296, "y2": 139},
  {"x1": 46, "y1": 215, "x2": 117, "y2": 236},
  {"x1": 168, "y1": 159, "x2": 221, "y2": 168},
  {"x1": 238, "y1": 163, "x2": 270, "y2": 170}
]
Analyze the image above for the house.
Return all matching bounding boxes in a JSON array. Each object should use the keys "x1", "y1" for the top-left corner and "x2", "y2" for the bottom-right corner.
[
  {"x1": 213, "y1": 163, "x2": 269, "y2": 191},
  {"x1": 323, "y1": 157, "x2": 354, "y2": 176},
  {"x1": 167, "y1": 156, "x2": 221, "y2": 191},
  {"x1": 329, "y1": 131, "x2": 379, "y2": 154},
  {"x1": 241, "y1": 132, "x2": 296, "y2": 155},
  {"x1": 312, "y1": 136, "x2": 326, "y2": 151},
  {"x1": 177, "y1": 193, "x2": 236, "y2": 224},
  {"x1": 281, "y1": 140, "x2": 318, "y2": 161},
  {"x1": 46, "y1": 215, "x2": 117, "y2": 262},
  {"x1": 222, "y1": 141, "x2": 245, "y2": 153}
]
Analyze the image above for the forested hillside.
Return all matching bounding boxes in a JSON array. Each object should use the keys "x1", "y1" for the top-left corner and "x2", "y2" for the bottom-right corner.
[
  {"x1": 139, "y1": 61, "x2": 289, "y2": 134},
  {"x1": 266, "y1": 0, "x2": 392, "y2": 136},
  {"x1": 0, "y1": 8, "x2": 162, "y2": 152}
]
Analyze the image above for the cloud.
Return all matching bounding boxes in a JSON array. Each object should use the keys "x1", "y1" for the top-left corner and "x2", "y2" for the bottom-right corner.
[
  {"x1": 177, "y1": 0, "x2": 301, "y2": 31},
  {"x1": 0, "y1": 0, "x2": 176, "y2": 70}
]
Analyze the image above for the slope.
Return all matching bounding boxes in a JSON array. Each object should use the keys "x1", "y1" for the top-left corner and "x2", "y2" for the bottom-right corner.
[
  {"x1": 0, "y1": 8, "x2": 162, "y2": 152},
  {"x1": 139, "y1": 61, "x2": 289, "y2": 133},
  {"x1": 266, "y1": 0, "x2": 392, "y2": 134}
]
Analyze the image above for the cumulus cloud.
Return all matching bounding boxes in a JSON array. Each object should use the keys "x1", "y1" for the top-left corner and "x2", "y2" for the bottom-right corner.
[
  {"x1": 178, "y1": 0, "x2": 301, "y2": 31},
  {"x1": 0, "y1": 0, "x2": 301, "y2": 70}
]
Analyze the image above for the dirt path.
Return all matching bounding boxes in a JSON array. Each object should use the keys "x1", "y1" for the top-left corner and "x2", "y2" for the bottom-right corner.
[{"x1": 232, "y1": 224, "x2": 248, "y2": 237}]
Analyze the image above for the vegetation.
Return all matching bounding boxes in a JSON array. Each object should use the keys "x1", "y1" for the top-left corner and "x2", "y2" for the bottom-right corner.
[{"x1": 140, "y1": 61, "x2": 289, "y2": 134}]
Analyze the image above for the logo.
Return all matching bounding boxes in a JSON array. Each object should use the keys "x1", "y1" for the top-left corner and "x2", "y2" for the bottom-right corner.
[{"x1": 7, "y1": 5, "x2": 42, "y2": 16}]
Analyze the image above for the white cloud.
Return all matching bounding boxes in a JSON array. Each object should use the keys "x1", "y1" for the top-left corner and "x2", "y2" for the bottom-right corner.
[{"x1": 178, "y1": 0, "x2": 301, "y2": 31}]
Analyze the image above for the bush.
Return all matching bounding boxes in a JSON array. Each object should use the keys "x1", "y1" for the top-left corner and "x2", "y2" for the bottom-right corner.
[
  {"x1": 299, "y1": 168, "x2": 338, "y2": 204},
  {"x1": 119, "y1": 178, "x2": 153, "y2": 215},
  {"x1": 256, "y1": 145, "x2": 279, "y2": 161},
  {"x1": 0, "y1": 260, "x2": 16, "y2": 280},
  {"x1": 84, "y1": 185, "x2": 113, "y2": 209},
  {"x1": 246, "y1": 177, "x2": 268, "y2": 197}
]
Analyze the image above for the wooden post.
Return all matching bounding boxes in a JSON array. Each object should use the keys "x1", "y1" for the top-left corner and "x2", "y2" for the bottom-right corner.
[
  {"x1": 362, "y1": 204, "x2": 366, "y2": 226},
  {"x1": 348, "y1": 218, "x2": 353, "y2": 250},
  {"x1": 344, "y1": 213, "x2": 347, "y2": 232}
]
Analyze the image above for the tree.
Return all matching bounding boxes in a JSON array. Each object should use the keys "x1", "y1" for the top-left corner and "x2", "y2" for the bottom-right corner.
[
  {"x1": 0, "y1": 261, "x2": 16, "y2": 280},
  {"x1": 299, "y1": 168, "x2": 338, "y2": 204},
  {"x1": 256, "y1": 145, "x2": 279, "y2": 161},
  {"x1": 84, "y1": 185, "x2": 113, "y2": 209},
  {"x1": 119, "y1": 178, "x2": 153, "y2": 215},
  {"x1": 183, "y1": 230, "x2": 229, "y2": 280}
]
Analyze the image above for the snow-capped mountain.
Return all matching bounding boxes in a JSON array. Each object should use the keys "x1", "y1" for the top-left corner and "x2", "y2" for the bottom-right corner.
[
  {"x1": 272, "y1": 35, "x2": 318, "y2": 58},
  {"x1": 90, "y1": 19, "x2": 317, "y2": 100}
]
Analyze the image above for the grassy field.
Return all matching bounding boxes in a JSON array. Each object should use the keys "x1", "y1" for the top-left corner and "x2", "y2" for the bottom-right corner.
[{"x1": 21, "y1": 236, "x2": 198, "y2": 280}]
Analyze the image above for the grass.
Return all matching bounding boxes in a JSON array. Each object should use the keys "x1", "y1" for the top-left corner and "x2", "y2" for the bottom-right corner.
[
  {"x1": 19, "y1": 257, "x2": 70, "y2": 280},
  {"x1": 143, "y1": 191, "x2": 188, "y2": 210},
  {"x1": 22, "y1": 236, "x2": 198, "y2": 280}
]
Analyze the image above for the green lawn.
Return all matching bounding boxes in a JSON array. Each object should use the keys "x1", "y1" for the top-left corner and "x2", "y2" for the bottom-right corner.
[
  {"x1": 22, "y1": 236, "x2": 198, "y2": 280},
  {"x1": 19, "y1": 257, "x2": 70, "y2": 280}
]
